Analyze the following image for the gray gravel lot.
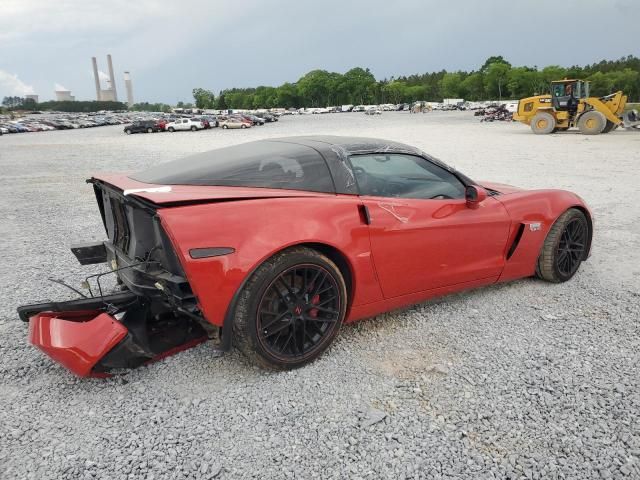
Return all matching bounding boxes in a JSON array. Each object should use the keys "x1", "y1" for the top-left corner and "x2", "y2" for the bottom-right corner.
[{"x1": 1, "y1": 112, "x2": 639, "y2": 479}]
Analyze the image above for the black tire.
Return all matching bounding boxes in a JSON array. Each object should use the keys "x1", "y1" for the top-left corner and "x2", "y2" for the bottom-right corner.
[
  {"x1": 232, "y1": 247, "x2": 347, "y2": 370},
  {"x1": 530, "y1": 112, "x2": 556, "y2": 134},
  {"x1": 168, "y1": 127, "x2": 175, "y2": 132},
  {"x1": 241, "y1": 124, "x2": 247, "y2": 129},
  {"x1": 147, "y1": 127, "x2": 153, "y2": 133},
  {"x1": 601, "y1": 120, "x2": 616, "y2": 133},
  {"x1": 577, "y1": 111, "x2": 606, "y2": 135},
  {"x1": 125, "y1": 129, "x2": 132, "y2": 135},
  {"x1": 191, "y1": 126, "x2": 197, "y2": 131},
  {"x1": 536, "y1": 209, "x2": 590, "y2": 283},
  {"x1": 222, "y1": 124, "x2": 228, "y2": 129}
]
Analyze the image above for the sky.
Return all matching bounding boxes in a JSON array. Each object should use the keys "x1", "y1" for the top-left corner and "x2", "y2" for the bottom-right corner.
[{"x1": 1, "y1": 0, "x2": 638, "y2": 103}]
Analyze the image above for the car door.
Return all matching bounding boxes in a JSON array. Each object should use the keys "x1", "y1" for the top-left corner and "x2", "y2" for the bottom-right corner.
[{"x1": 351, "y1": 153, "x2": 511, "y2": 298}]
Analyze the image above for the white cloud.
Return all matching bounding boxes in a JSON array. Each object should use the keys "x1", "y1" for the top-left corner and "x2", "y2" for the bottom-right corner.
[{"x1": 0, "y1": 70, "x2": 35, "y2": 95}]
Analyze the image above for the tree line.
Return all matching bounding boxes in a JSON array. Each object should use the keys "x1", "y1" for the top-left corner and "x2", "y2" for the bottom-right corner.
[
  {"x1": 192, "y1": 55, "x2": 640, "y2": 110},
  {"x1": 1, "y1": 98, "x2": 129, "y2": 113}
]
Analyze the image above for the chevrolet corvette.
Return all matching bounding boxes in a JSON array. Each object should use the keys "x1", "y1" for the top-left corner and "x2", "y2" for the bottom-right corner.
[{"x1": 19, "y1": 136, "x2": 593, "y2": 376}]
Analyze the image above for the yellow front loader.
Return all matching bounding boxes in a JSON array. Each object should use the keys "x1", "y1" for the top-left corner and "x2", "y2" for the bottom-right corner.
[{"x1": 513, "y1": 79, "x2": 627, "y2": 135}]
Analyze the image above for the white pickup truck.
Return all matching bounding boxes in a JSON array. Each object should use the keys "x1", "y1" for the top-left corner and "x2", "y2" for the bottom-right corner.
[{"x1": 165, "y1": 118, "x2": 204, "y2": 132}]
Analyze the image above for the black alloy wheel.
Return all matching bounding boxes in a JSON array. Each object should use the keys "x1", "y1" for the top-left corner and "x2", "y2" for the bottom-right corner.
[
  {"x1": 537, "y1": 208, "x2": 590, "y2": 283},
  {"x1": 555, "y1": 217, "x2": 588, "y2": 277},
  {"x1": 233, "y1": 247, "x2": 347, "y2": 369},
  {"x1": 257, "y1": 264, "x2": 340, "y2": 359}
]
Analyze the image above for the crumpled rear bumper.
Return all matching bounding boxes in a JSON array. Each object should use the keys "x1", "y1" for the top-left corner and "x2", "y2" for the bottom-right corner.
[{"x1": 29, "y1": 311, "x2": 128, "y2": 377}]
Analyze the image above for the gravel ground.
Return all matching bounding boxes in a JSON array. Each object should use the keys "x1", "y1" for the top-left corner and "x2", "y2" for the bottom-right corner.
[{"x1": 1, "y1": 112, "x2": 639, "y2": 479}]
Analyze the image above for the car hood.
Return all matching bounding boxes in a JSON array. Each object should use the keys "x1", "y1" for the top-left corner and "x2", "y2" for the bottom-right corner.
[
  {"x1": 91, "y1": 174, "x2": 333, "y2": 205},
  {"x1": 480, "y1": 181, "x2": 524, "y2": 194}
]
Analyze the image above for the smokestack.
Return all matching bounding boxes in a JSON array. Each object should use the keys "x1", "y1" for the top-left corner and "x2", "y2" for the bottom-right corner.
[
  {"x1": 107, "y1": 54, "x2": 118, "y2": 102},
  {"x1": 123, "y1": 71, "x2": 134, "y2": 108},
  {"x1": 91, "y1": 57, "x2": 101, "y2": 101}
]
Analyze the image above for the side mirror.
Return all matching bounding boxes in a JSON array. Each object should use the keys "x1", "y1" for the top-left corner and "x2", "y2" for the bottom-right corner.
[{"x1": 465, "y1": 185, "x2": 488, "y2": 208}]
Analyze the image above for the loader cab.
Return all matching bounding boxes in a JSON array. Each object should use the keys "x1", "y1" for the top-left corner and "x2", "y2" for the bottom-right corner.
[{"x1": 551, "y1": 79, "x2": 589, "y2": 112}]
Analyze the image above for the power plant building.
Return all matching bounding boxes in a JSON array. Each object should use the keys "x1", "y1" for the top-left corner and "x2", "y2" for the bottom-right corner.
[
  {"x1": 124, "y1": 71, "x2": 134, "y2": 107},
  {"x1": 92, "y1": 54, "x2": 126, "y2": 103},
  {"x1": 55, "y1": 90, "x2": 75, "y2": 101}
]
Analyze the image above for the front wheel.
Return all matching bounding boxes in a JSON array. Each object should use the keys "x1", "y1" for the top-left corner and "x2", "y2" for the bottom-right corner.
[
  {"x1": 168, "y1": 127, "x2": 175, "y2": 132},
  {"x1": 191, "y1": 126, "x2": 197, "y2": 131},
  {"x1": 125, "y1": 129, "x2": 132, "y2": 135},
  {"x1": 536, "y1": 208, "x2": 590, "y2": 283},
  {"x1": 232, "y1": 247, "x2": 347, "y2": 369},
  {"x1": 241, "y1": 124, "x2": 247, "y2": 129},
  {"x1": 222, "y1": 124, "x2": 228, "y2": 129},
  {"x1": 147, "y1": 127, "x2": 153, "y2": 133},
  {"x1": 578, "y1": 111, "x2": 606, "y2": 135}
]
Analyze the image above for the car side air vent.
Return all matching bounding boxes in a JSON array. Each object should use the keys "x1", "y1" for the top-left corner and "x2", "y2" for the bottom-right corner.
[{"x1": 506, "y1": 223, "x2": 526, "y2": 260}]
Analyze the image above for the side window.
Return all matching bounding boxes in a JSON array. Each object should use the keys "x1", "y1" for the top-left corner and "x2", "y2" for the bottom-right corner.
[{"x1": 349, "y1": 154, "x2": 466, "y2": 200}]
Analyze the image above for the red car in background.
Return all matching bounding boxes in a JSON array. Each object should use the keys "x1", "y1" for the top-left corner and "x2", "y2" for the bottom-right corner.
[{"x1": 20, "y1": 136, "x2": 593, "y2": 376}]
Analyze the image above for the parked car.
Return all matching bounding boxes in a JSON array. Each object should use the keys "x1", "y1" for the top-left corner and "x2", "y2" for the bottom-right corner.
[
  {"x1": 165, "y1": 118, "x2": 205, "y2": 132},
  {"x1": 257, "y1": 113, "x2": 277, "y2": 122},
  {"x1": 19, "y1": 136, "x2": 593, "y2": 376},
  {"x1": 244, "y1": 114, "x2": 265, "y2": 126},
  {"x1": 124, "y1": 120, "x2": 162, "y2": 134},
  {"x1": 155, "y1": 119, "x2": 169, "y2": 131},
  {"x1": 219, "y1": 118, "x2": 251, "y2": 129}
]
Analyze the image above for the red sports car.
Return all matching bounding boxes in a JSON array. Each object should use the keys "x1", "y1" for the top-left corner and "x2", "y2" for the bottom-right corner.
[{"x1": 20, "y1": 136, "x2": 593, "y2": 376}]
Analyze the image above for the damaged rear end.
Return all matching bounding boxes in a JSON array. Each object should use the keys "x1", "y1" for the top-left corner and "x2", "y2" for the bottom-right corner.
[{"x1": 19, "y1": 177, "x2": 214, "y2": 377}]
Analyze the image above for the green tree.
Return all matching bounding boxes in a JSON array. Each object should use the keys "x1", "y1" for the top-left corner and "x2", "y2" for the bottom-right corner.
[
  {"x1": 440, "y1": 72, "x2": 463, "y2": 98},
  {"x1": 383, "y1": 80, "x2": 408, "y2": 104},
  {"x1": 192, "y1": 88, "x2": 215, "y2": 109},
  {"x1": 216, "y1": 92, "x2": 228, "y2": 110},
  {"x1": 480, "y1": 56, "x2": 511, "y2": 73},
  {"x1": 461, "y1": 73, "x2": 485, "y2": 100},
  {"x1": 539, "y1": 66, "x2": 568, "y2": 91},
  {"x1": 485, "y1": 62, "x2": 511, "y2": 100},
  {"x1": 342, "y1": 67, "x2": 376, "y2": 104},
  {"x1": 297, "y1": 70, "x2": 334, "y2": 107},
  {"x1": 130, "y1": 102, "x2": 172, "y2": 112},
  {"x1": 276, "y1": 83, "x2": 299, "y2": 108},
  {"x1": 507, "y1": 67, "x2": 541, "y2": 98}
]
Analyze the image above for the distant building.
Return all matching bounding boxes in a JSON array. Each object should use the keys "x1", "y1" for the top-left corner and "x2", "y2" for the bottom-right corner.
[
  {"x1": 100, "y1": 88, "x2": 116, "y2": 102},
  {"x1": 92, "y1": 54, "x2": 120, "y2": 102},
  {"x1": 124, "y1": 71, "x2": 134, "y2": 107},
  {"x1": 25, "y1": 94, "x2": 39, "y2": 103},
  {"x1": 55, "y1": 90, "x2": 75, "y2": 101}
]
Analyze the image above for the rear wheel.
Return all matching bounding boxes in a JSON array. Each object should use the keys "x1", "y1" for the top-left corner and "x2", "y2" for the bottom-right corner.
[
  {"x1": 147, "y1": 127, "x2": 153, "y2": 133},
  {"x1": 125, "y1": 129, "x2": 132, "y2": 135},
  {"x1": 241, "y1": 124, "x2": 247, "y2": 129},
  {"x1": 222, "y1": 124, "x2": 228, "y2": 129},
  {"x1": 233, "y1": 247, "x2": 347, "y2": 369},
  {"x1": 531, "y1": 112, "x2": 556, "y2": 134},
  {"x1": 536, "y1": 209, "x2": 589, "y2": 283},
  {"x1": 578, "y1": 111, "x2": 606, "y2": 135},
  {"x1": 191, "y1": 126, "x2": 197, "y2": 131},
  {"x1": 168, "y1": 127, "x2": 175, "y2": 132}
]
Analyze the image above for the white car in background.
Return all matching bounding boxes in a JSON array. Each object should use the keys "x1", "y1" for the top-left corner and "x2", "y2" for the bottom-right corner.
[{"x1": 165, "y1": 118, "x2": 205, "y2": 132}]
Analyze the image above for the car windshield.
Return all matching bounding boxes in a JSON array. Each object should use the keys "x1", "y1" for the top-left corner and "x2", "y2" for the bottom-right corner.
[{"x1": 131, "y1": 141, "x2": 335, "y2": 192}]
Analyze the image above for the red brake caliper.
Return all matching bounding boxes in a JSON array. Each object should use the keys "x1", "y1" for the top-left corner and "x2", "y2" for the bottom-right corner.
[{"x1": 309, "y1": 294, "x2": 320, "y2": 318}]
